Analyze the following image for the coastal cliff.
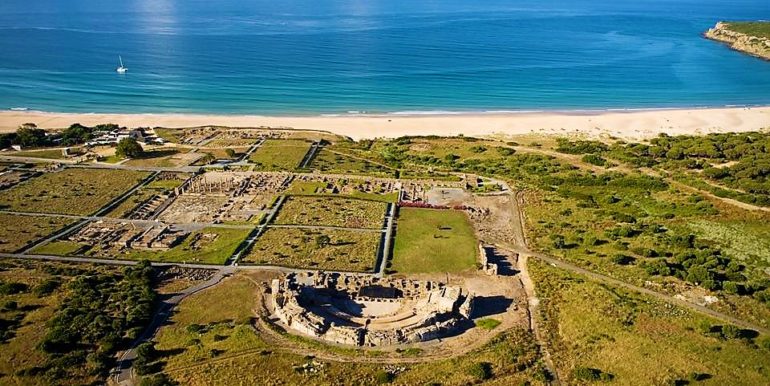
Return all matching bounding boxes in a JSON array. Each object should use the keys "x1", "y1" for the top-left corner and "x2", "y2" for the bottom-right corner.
[{"x1": 705, "y1": 22, "x2": 770, "y2": 61}]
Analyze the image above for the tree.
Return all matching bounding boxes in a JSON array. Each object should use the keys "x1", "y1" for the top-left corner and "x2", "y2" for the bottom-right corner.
[
  {"x1": 225, "y1": 148, "x2": 236, "y2": 158},
  {"x1": 15, "y1": 124, "x2": 47, "y2": 147},
  {"x1": 116, "y1": 138, "x2": 143, "y2": 158}
]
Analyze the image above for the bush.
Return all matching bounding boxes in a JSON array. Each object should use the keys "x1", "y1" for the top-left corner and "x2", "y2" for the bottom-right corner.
[
  {"x1": 0, "y1": 281, "x2": 28, "y2": 295},
  {"x1": 467, "y1": 362, "x2": 493, "y2": 380},
  {"x1": 374, "y1": 370, "x2": 394, "y2": 384},
  {"x1": 582, "y1": 153, "x2": 607, "y2": 167},
  {"x1": 721, "y1": 324, "x2": 740, "y2": 340},
  {"x1": 139, "y1": 373, "x2": 178, "y2": 386},
  {"x1": 33, "y1": 278, "x2": 61, "y2": 297}
]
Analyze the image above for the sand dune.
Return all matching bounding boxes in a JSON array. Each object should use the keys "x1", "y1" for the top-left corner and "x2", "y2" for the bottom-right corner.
[{"x1": 0, "y1": 107, "x2": 768, "y2": 140}]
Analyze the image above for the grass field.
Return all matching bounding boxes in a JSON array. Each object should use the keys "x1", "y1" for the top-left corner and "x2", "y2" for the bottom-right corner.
[
  {"x1": 0, "y1": 168, "x2": 148, "y2": 215},
  {"x1": 123, "y1": 227, "x2": 252, "y2": 265},
  {"x1": 273, "y1": 196, "x2": 387, "y2": 229},
  {"x1": 287, "y1": 180, "x2": 399, "y2": 203},
  {"x1": 309, "y1": 149, "x2": 396, "y2": 177},
  {"x1": 245, "y1": 227, "x2": 380, "y2": 271},
  {"x1": 152, "y1": 273, "x2": 543, "y2": 386},
  {"x1": 30, "y1": 240, "x2": 83, "y2": 256},
  {"x1": 104, "y1": 174, "x2": 188, "y2": 218},
  {"x1": 530, "y1": 259, "x2": 770, "y2": 385},
  {"x1": 391, "y1": 208, "x2": 478, "y2": 274},
  {"x1": 0, "y1": 214, "x2": 74, "y2": 253},
  {"x1": 249, "y1": 139, "x2": 311, "y2": 171},
  {"x1": 7, "y1": 149, "x2": 72, "y2": 159},
  {"x1": 124, "y1": 148, "x2": 197, "y2": 168}
]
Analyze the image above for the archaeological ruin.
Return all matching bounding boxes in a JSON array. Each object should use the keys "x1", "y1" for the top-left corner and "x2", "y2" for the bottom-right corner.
[{"x1": 269, "y1": 271, "x2": 475, "y2": 346}]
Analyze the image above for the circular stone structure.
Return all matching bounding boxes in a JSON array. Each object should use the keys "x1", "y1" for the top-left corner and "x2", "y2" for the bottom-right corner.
[{"x1": 270, "y1": 272, "x2": 475, "y2": 346}]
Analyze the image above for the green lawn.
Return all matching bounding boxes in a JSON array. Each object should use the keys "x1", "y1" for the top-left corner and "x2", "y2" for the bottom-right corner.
[
  {"x1": 0, "y1": 168, "x2": 148, "y2": 215},
  {"x1": 30, "y1": 240, "x2": 83, "y2": 256},
  {"x1": 249, "y1": 139, "x2": 311, "y2": 171},
  {"x1": 391, "y1": 208, "x2": 478, "y2": 274}
]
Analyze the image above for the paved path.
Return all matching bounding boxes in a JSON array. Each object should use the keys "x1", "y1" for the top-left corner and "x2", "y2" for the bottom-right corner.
[
  {"x1": 114, "y1": 269, "x2": 232, "y2": 385},
  {"x1": 375, "y1": 202, "x2": 396, "y2": 278}
]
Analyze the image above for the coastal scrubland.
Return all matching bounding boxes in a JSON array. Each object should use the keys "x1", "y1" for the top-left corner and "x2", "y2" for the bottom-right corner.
[
  {"x1": 530, "y1": 259, "x2": 770, "y2": 385},
  {"x1": 721, "y1": 21, "x2": 770, "y2": 39},
  {"x1": 0, "y1": 259, "x2": 155, "y2": 385},
  {"x1": 0, "y1": 168, "x2": 149, "y2": 215}
]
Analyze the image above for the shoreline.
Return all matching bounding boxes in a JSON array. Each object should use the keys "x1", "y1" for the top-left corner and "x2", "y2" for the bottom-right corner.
[{"x1": 1, "y1": 106, "x2": 768, "y2": 141}]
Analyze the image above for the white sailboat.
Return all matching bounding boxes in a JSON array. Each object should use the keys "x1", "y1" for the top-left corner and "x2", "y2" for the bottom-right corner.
[{"x1": 116, "y1": 55, "x2": 127, "y2": 73}]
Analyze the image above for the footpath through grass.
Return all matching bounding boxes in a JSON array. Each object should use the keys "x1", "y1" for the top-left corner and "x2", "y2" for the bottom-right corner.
[
  {"x1": 530, "y1": 259, "x2": 770, "y2": 385},
  {"x1": 391, "y1": 208, "x2": 477, "y2": 274}
]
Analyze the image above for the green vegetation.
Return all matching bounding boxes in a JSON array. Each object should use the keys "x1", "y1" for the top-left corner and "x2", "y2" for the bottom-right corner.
[
  {"x1": 273, "y1": 196, "x2": 387, "y2": 229},
  {"x1": 249, "y1": 139, "x2": 311, "y2": 171},
  {"x1": 391, "y1": 208, "x2": 477, "y2": 274},
  {"x1": 475, "y1": 318, "x2": 502, "y2": 330},
  {"x1": 30, "y1": 240, "x2": 83, "y2": 256},
  {"x1": 0, "y1": 259, "x2": 156, "y2": 385},
  {"x1": 116, "y1": 137, "x2": 144, "y2": 159},
  {"x1": 0, "y1": 214, "x2": 73, "y2": 253},
  {"x1": 8, "y1": 149, "x2": 71, "y2": 159},
  {"x1": 309, "y1": 149, "x2": 396, "y2": 177},
  {"x1": 530, "y1": 259, "x2": 770, "y2": 385},
  {"x1": 0, "y1": 168, "x2": 149, "y2": 215},
  {"x1": 246, "y1": 227, "x2": 380, "y2": 271},
  {"x1": 124, "y1": 227, "x2": 252, "y2": 265},
  {"x1": 724, "y1": 21, "x2": 770, "y2": 39}
]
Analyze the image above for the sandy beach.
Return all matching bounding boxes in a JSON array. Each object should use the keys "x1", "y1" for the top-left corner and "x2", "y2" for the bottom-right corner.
[{"x1": 0, "y1": 107, "x2": 768, "y2": 140}]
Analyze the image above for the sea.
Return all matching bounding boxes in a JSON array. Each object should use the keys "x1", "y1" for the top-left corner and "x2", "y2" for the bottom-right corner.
[{"x1": 0, "y1": 0, "x2": 769, "y2": 115}]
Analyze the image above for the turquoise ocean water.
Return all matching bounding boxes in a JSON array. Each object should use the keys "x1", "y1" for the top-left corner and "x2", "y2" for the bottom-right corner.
[{"x1": 0, "y1": 0, "x2": 769, "y2": 115}]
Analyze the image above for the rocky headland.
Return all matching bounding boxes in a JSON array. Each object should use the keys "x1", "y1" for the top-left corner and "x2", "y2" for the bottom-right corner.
[{"x1": 705, "y1": 21, "x2": 770, "y2": 61}]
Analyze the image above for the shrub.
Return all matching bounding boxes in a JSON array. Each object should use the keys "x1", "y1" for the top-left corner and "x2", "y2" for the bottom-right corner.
[
  {"x1": 139, "y1": 373, "x2": 179, "y2": 386},
  {"x1": 467, "y1": 362, "x2": 493, "y2": 380},
  {"x1": 374, "y1": 370, "x2": 394, "y2": 384},
  {"x1": 721, "y1": 324, "x2": 740, "y2": 340},
  {"x1": 0, "y1": 281, "x2": 28, "y2": 295}
]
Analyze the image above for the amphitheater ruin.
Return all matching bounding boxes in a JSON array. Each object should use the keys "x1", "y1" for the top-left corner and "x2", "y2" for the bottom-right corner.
[{"x1": 269, "y1": 271, "x2": 475, "y2": 346}]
